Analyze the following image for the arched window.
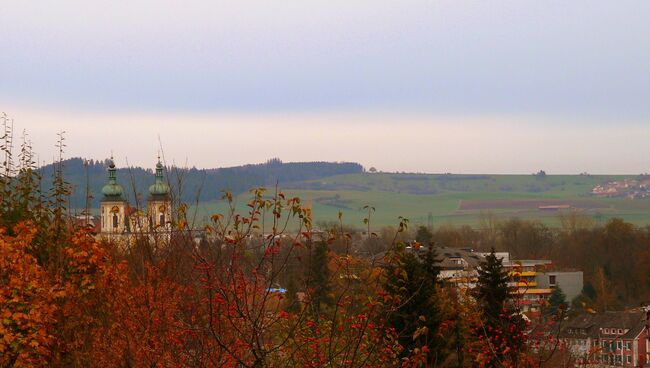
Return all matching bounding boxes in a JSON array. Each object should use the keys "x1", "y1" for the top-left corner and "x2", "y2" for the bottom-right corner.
[
  {"x1": 159, "y1": 213, "x2": 165, "y2": 226},
  {"x1": 113, "y1": 213, "x2": 118, "y2": 228}
]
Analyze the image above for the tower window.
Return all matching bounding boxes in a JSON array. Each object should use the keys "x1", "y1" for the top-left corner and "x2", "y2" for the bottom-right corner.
[
  {"x1": 159, "y1": 213, "x2": 165, "y2": 226},
  {"x1": 113, "y1": 213, "x2": 118, "y2": 228}
]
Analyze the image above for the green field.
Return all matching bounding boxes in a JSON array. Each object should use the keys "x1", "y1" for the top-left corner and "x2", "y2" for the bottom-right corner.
[{"x1": 188, "y1": 173, "x2": 650, "y2": 229}]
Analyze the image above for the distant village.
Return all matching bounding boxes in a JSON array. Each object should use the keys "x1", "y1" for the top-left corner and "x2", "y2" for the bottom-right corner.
[{"x1": 592, "y1": 178, "x2": 650, "y2": 199}]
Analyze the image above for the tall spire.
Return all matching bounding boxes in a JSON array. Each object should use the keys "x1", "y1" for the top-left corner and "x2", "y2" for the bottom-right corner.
[
  {"x1": 149, "y1": 156, "x2": 170, "y2": 198},
  {"x1": 101, "y1": 156, "x2": 124, "y2": 200},
  {"x1": 108, "y1": 156, "x2": 116, "y2": 181}
]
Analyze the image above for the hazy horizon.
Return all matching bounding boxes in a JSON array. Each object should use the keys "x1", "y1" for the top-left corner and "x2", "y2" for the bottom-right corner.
[
  {"x1": 2, "y1": 1, "x2": 649, "y2": 174},
  {"x1": 6, "y1": 104, "x2": 647, "y2": 175}
]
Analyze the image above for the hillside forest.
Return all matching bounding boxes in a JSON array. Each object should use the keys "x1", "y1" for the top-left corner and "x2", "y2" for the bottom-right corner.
[{"x1": 38, "y1": 157, "x2": 364, "y2": 209}]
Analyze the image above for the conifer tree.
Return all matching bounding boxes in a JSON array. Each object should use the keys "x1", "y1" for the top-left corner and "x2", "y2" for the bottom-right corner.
[
  {"x1": 546, "y1": 286, "x2": 567, "y2": 316},
  {"x1": 475, "y1": 248, "x2": 510, "y2": 323},
  {"x1": 385, "y1": 244, "x2": 446, "y2": 364},
  {"x1": 474, "y1": 247, "x2": 527, "y2": 366},
  {"x1": 284, "y1": 271, "x2": 301, "y2": 313},
  {"x1": 415, "y1": 225, "x2": 433, "y2": 245},
  {"x1": 307, "y1": 240, "x2": 331, "y2": 314}
]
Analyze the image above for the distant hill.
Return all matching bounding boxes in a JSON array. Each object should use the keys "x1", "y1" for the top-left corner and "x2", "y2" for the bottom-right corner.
[
  {"x1": 38, "y1": 158, "x2": 364, "y2": 209},
  {"x1": 38, "y1": 159, "x2": 650, "y2": 228},
  {"x1": 192, "y1": 172, "x2": 650, "y2": 229}
]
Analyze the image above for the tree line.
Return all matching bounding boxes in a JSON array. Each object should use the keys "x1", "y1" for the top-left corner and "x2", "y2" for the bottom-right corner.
[
  {"x1": 37, "y1": 157, "x2": 363, "y2": 209},
  {"x1": 427, "y1": 214, "x2": 650, "y2": 311},
  {"x1": 339, "y1": 213, "x2": 650, "y2": 312}
]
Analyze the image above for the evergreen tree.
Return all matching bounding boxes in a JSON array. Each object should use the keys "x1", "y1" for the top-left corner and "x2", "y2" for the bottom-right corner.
[
  {"x1": 546, "y1": 286, "x2": 567, "y2": 316},
  {"x1": 307, "y1": 241, "x2": 332, "y2": 314},
  {"x1": 475, "y1": 248, "x2": 510, "y2": 323},
  {"x1": 475, "y1": 247, "x2": 526, "y2": 366},
  {"x1": 284, "y1": 271, "x2": 301, "y2": 313},
  {"x1": 415, "y1": 225, "x2": 433, "y2": 245},
  {"x1": 474, "y1": 247, "x2": 526, "y2": 366},
  {"x1": 385, "y1": 245, "x2": 446, "y2": 364}
]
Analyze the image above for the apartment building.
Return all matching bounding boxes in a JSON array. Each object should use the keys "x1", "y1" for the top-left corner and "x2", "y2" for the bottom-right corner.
[{"x1": 560, "y1": 310, "x2": 648, "y2": 367}]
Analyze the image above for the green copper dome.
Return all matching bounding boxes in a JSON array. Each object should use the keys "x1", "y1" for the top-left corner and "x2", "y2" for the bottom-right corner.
[
  {"x1": 149, "y1": 161, "x2": 170, "y2": 197},
  {"x1": 101, "y1": 161, "x2": 125, "y2": 200}
]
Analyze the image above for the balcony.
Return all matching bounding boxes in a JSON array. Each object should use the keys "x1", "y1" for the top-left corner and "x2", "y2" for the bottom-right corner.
[{"x1": 517, "y1": 281, "x2": 537, "y2": 287}]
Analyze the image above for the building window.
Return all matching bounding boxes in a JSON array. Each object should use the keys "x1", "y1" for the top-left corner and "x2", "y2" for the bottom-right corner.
[
  {"x1": 159, "y1": 213, "x2": 165, "y2": 226},
  {"x1": 618, "y1": 329, "x2": 623, "y2": 334},
  {"x1": 617, "y1": 341, "x2": 622, "y2": 350},
  {"x1": 549, "y1": 275, "x2": 556, "y2": 285},
  {"x1": 604, "y1": 328, "x2": 609, "y2": 334},
  {"x1": 627, "y1": 356, "x2": 632, "y2": 364},
  {"x1": 626, "y1": 342, "x2": 632, "y2": 350},
  {"x1": 112, "y1": 213, "x2": 118, "y2": 228}
]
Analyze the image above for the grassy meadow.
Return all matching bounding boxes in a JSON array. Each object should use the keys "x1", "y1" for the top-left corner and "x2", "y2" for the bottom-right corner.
[{"x1": 189, "y1": 173, "x2": 650, "y2": 230}]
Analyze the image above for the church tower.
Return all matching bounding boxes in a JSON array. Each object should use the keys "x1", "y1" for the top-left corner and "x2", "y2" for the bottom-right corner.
[
  {"x1": 147, "y1": 158, "x2": 171, "y2": 232},
  {"x1": 100, "y1": 158, "x2": 127, "y2": 234}
]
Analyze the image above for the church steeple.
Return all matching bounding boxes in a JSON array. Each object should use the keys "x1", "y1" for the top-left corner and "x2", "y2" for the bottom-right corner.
[
  {"x1": 100, "y1": 157, "x2": 127, "y2": 235},
  {"x1": 147, "y1": 156, "x2": 172, "y2": 232},
  {"x1": 101, "y1": 157, "x2": 124, "y2": 200},
  {"x1": 148, "y1": 156, "x2": 170, "y2": 199}
]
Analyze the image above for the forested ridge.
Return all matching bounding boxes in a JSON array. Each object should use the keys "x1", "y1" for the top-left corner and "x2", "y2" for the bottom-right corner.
[{"x1": 38, "y1": 157, "x2": 363, "y2": 208}]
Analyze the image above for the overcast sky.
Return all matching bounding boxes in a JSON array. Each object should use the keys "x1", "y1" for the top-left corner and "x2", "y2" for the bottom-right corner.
[{"x1": 1, "y1": 1, "x2": 649, "y2": 173}]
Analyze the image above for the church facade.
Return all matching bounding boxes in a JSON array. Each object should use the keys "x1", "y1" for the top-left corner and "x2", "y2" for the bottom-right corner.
[{"x1": 99, "y1": 158, "x2": 172, "y2": 239}]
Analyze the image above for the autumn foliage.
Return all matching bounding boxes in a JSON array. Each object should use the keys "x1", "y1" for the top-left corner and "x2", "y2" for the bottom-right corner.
[
  {"x1": 0, "y1": 192, "x2": 406, "y2": 367},
  {"x1": 0, "y1": 223, "x2": 57, "y2": 367}
]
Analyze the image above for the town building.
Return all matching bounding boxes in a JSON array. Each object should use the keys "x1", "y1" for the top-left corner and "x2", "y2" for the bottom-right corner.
[
  {"x1": 503, "y1": 259, "x2": 583, "y2": 314},
  {"x1": 434, "y1": 247, "x2": 583, "y2": 315},
  {"x1": 560, "y1": 310, "x2": 649, "y2": 367},
  {"x1": 436, "y1": 247, "x2": 483, "y2": 289}
]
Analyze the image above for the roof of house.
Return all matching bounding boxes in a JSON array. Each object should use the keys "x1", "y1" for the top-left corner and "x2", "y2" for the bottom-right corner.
[
  {"x1": 435, "y1": 247, "x2": 484, "y2": 270},
  {"x1": 371, "y1": 245, "x2": 485, "y2": 270},
  {"x1": 560, "y1": 311, "x2": 646, "y2": 340}
]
